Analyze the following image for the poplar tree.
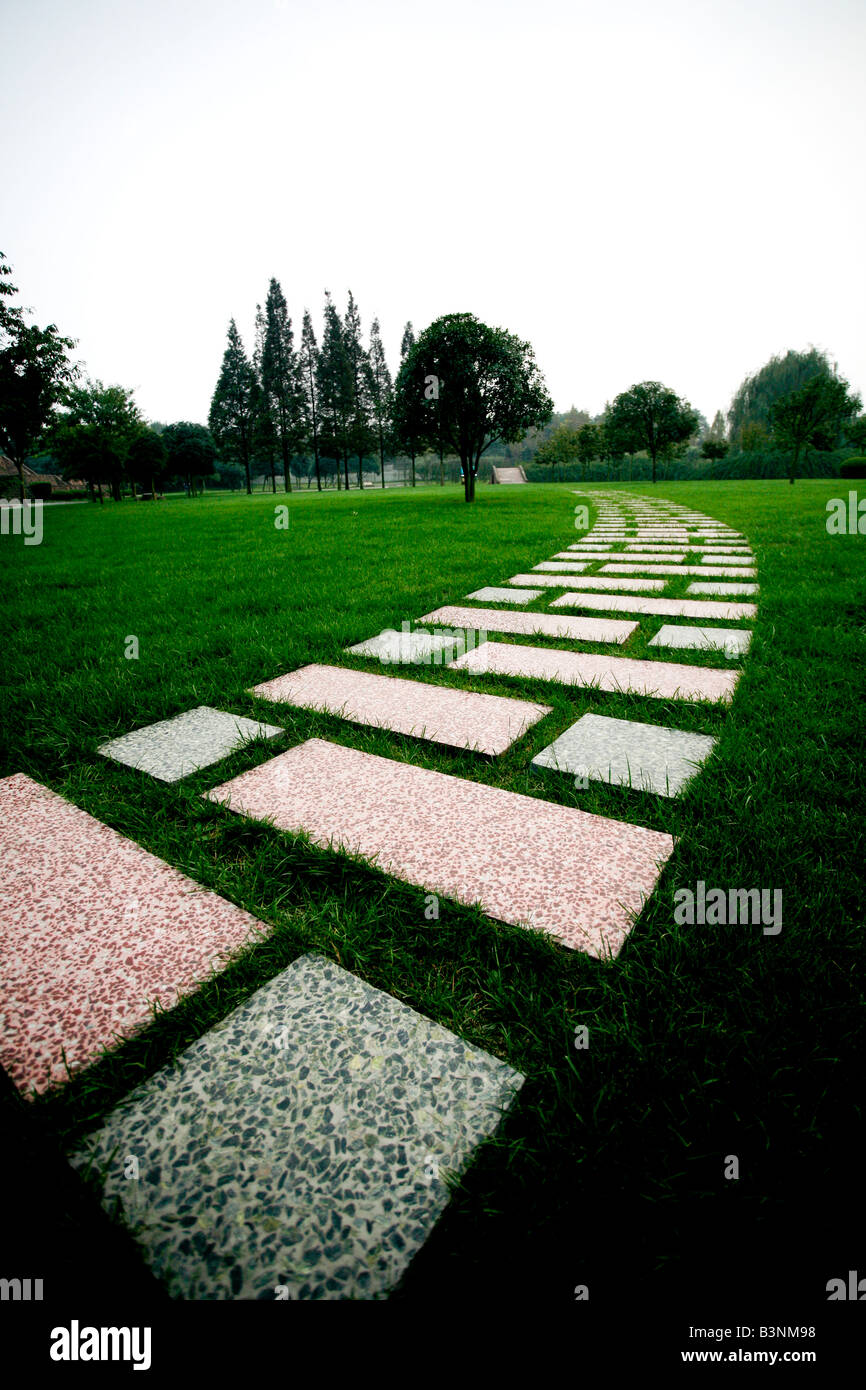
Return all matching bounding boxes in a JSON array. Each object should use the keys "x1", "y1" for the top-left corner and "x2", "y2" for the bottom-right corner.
[
  {"x1": 367, "y1": 318, "x2": 393, "y2": 489},
  {"x1": 299, "y1": 309, "x2": 322, "y2": 491},
  {"x1": 316, "y1": 291, "x2": 352, "y2": 490},
  {"x1": 209, "y1": 319, "x2": 256, "y2": 494},
  {"x1": 343, "y1": 291, "x2": 374, "y2": 488},
  {"x1": 261, "y1": 278, "x2": 305, "y2": 494}
]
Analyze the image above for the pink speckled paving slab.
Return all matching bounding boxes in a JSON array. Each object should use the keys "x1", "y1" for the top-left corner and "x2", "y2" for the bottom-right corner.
[
  {"x1": 600, "y1": 564, "x2": 756, "y2": 578},
  {"x1": 550, "y1": 592, "x2": 757, "y2": 621},
  {"x1": 248, "y1": 664, "x2": 550, "y2": 755},
  {"x1": 417, "y1": 605, "x2": 637, "y2": 645},
  {"x1": 0, "y1": 774, "x2": 270, "y2": 1097},
  {"x1": 205, "y1": 739, "x2": 674, "y2": 958},
  {"x1": 450, "y1": 642, "x2": 738, "y2": 704}
]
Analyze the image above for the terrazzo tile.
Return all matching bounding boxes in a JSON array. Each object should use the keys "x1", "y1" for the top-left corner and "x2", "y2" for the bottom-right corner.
[
  {"x1": 648, "y1": 625, "x2": 753, "y2": 659},
  {"x1": 699, "y1": 554, "x2": 754, "y2": 565},
  {"x1": 205, "y1": 739, "x2": 673, "y2": 957},
  {"x1": 552, "y1": 552, "x2": 616, "y2": 560},
  {"x1": 450, "y1": 641, "x2": 739, "y2": 704},
  {"x1": 686, "y1": 581, "x2": 759, "y2": 596},
  {"x1": 98, "y1": 706, "x2": 284, "y2": 782},
  {"x1": 68, "y1": 953, "x2": 524, "y2": 1301},
  {"x1": 532, "y1": 561, "x2": 590, "y2": 572},
  {"x1": 417, "y1": 605, "x2": 637, "y2": 645},
  {"x1": 550, "y1": 592, "x2": 757, "y2": 621},
  {"x1": 543, "y1": 577, "x2": 667, "y2": 593},
  {"x1": 600, "y1": 564, "x2": 757, "y2": 578},
  {"x1": 597, "y1": 552, "x2": 686, "y2": 564},
  {"x1": 507, "y1": 573, "x2": 575, "y2": 588},
  {"x1": 346, "y1": 629, "x2": 468, "y2": 664},
  {"x1": 248, "y1": 664, "x2": 550, "y2": 755},
  {"x1": 532, "y1": 712, "x2": 718, "y2": 798},
  {"x1": 0, "y1": 774, "x2": 271, "y2": 1097},
  {"x1": 465, "y1": 586, "x2": 543, "y2": 604}
]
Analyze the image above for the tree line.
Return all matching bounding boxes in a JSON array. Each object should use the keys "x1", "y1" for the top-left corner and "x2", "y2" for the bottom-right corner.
[
  {"x1": 2, "y1": 246, "x2": 862, "y2": 501},
  {"x1": 520, "y1": 348, "x2": 865, "y2": 485}
]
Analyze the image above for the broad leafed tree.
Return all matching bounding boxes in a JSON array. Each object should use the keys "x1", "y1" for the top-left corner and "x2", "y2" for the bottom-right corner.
[
  {"x1": 393, "y1": 313, "x2": 553, "y2": 502},
  {"x1": 606, "y1": 381, "x2": 699, "y2": 484}
]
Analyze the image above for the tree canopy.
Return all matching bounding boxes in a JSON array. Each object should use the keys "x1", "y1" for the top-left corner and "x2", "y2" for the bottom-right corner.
[
  {"x1": 0, "y1": 252, "x2": 77, "y2": 498},
  {"x1": 770, "y1": 370, "x2": 861, "y2": 483},
  {"x1": 605, "y1": 381, "x2": 699, "y2": 484},
  {"x1": 392, "y1": 312, "x2": 553, "y2": 502}
]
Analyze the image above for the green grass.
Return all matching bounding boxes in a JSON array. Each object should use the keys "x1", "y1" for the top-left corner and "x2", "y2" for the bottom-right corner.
[{"x1": 1, "y1": 478, "x2": 863, "y2": 1306}]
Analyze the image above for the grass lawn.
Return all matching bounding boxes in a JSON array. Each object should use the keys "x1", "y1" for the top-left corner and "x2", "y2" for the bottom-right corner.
[{"x1": 1, "y1": 478, "x2": 863, "y2": 1311}]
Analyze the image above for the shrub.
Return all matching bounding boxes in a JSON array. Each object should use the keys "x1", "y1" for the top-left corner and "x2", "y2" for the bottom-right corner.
[{"x1": 839, "y1": 457, "x2": 866, "y2": 479}]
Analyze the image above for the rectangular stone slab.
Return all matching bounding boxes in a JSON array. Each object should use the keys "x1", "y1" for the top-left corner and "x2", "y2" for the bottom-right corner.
[
  {"x1": 204, "y1": 739, "x2": 674, "y2": 958},
  {"x1": 68, "y1": 953, "x2": 524, "y2": 1301},
  {"x1": 594, "y1": 553, "x2": 686, "y2": 564},
  {"x1": 648, "y1": 624, "x2": 753, "y2": 658},
  {"x1": 98, "y1": 706, "x2": 283, "y2": 782},
  {"x1": 417, "y1": 605, "x2": 637, "y2": 645},
  {"x1": 248, "y1": 664, "x2": 550, "y2": 755},
  {"x1": 532, "y1": 711, "x2": 718, "y2": 797},
  {"x1": 508, "y1": 573, "x2": 581, "y2": 588},
  {"x1": 346, "y1": 629, "x2": 467, "y2": 664},
  {"x1": 532, "y1": 561, "x2": 589, "y2": 571},
  {"x1": 466, "y1": 586, "x2": 543, "y2": 604},
  {"x1": 450, "y1": 641, "x2": 739, "y2": 704},
  {"x1": 600, "y1": 564, "x2": 757, "y2": 578},
  {"x1": 0, "y1": 774, "x2": 271, "y2": 1097},
  {"x1": 687, "y1": 581, "x2": 758, "y2": 596},
  {"x1": 544, "y1": 577, "x2": 667, "y2": 593},
  {"x1": 550, "y1": 591, "x2": 757, "y2": 621}
]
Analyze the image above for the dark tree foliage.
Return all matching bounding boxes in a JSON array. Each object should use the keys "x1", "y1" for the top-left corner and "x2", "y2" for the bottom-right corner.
[
  {"x1": 770, "y1": 371, "x2": 861, "y2": 483},
  {"x1": 392, "y1": 312, "x2": 553, "y2": 502},
  {"x1": 299, "y1": 310, "x2": 322, "y2": 491},
  {"x1": 209, "y1": 319, "x2": 256, "y2": 494},
  {"x1": 0, "y1": 252, "x2": 77, "y2": 499},
  {"x1": 727, "y1": 347, "x2": 830, "y2": 447},
  {"x1": 606, "y1": 381, "x2": 699, "y2": 485}
]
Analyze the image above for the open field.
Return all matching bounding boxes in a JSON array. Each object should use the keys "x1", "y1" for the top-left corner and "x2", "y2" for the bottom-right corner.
[{"x1": 1, "y1": 479, "x2": 863, "y2": 1309}]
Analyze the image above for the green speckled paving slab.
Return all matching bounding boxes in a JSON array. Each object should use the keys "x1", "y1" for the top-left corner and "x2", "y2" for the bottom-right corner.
[{"x1": 68, "y1": 953, "x2": 524, "y2": 1301}]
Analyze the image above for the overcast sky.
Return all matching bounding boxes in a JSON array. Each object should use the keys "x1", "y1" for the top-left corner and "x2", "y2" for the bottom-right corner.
[{"x1": 3, "y1": 0, "x2": 864, "y2": 428}]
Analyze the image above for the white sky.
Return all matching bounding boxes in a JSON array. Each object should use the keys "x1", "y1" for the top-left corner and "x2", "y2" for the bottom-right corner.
[{"x1": 3, "y1": 0, "x2": 865, "y2": 427}]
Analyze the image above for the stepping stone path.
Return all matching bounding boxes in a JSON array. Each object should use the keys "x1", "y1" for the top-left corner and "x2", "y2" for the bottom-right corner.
[
  {"x1": 204, "y1": 738, "x2": 675, "y2": 958},
  {"x1": 648, "y1": 624, "x2": 753, "y2": 658},
  {"x1": 418, "y1": 604, "x2": 637, "y2": 645},
  {"x1": 532, "y1": 712, "x2": 718, "y2": 798},
  {"x1": 248, "y1": 663, "x2": 550, "y2": 756},
  {"x1": 98, "y1": 705, "x2": 283, "y2": 782},
  {"x1": 0, "y1": 773, "x2": 270, "y2": 1097},
  {"x1": 68, "y1": 953, "x2": 524, "y2": 1301},
  {"x1": 2, "y1": 486, "x2": 761, "y2": 1298}
]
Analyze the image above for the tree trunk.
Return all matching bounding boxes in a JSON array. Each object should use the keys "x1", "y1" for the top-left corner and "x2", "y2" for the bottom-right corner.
[
  {"x1": 344, "y1": 456, "x2": 350, "y2": 491},
  {"x1": 411, "y1": 449, "x2": 416, "y2": 487},
  {"x1": 244, "y1": 460, "x2": 252, "y2": 495},
  {"x1": 358, "y1": 455, "x2": 364, "y2": 489},
  {"x1": 314, "y1": 442, "x2": 321, "y2": 492}
]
